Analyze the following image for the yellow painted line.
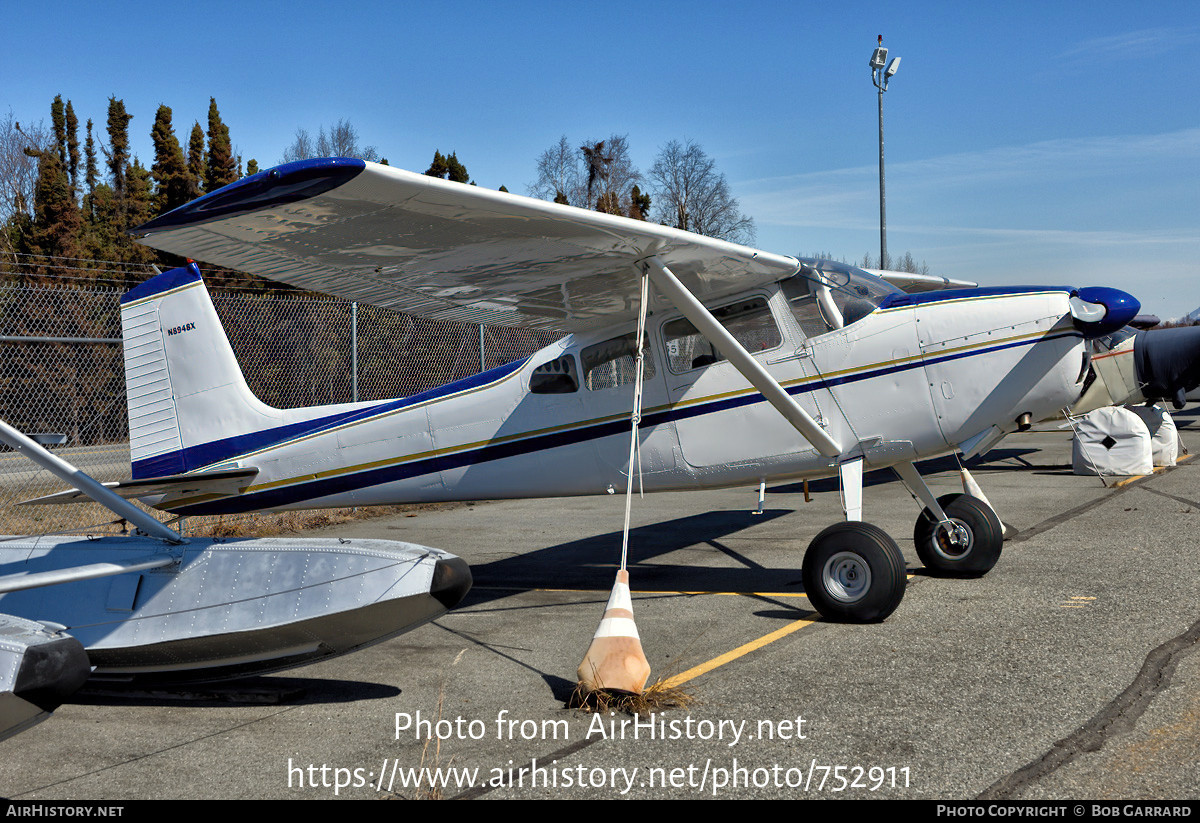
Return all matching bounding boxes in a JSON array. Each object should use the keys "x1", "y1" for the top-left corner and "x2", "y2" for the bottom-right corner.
[
  {"x1": 473, "y1": 586, "x2": 810, "y2": 598},
  {"x1": 1060, "y1": 604, "x2": 1088, "y2": 608},
  {"x1": 1069, "y1": 596, "x2": 1096, "y2": 601},
  {"x1": 659, "y1": 615, "x2": 818, "y2": 689},
  {"x1": 1113, "y1": 452, "x2": 1195, "y2": 488},
  {"x1": 658, "y1": 572, "x2": 916, "y2": 689}
]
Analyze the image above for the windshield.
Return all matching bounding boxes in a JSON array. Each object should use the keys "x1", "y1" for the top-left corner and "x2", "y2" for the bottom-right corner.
[{"x1": 784, "y1": 258, "x2": 903, "y2": 331}]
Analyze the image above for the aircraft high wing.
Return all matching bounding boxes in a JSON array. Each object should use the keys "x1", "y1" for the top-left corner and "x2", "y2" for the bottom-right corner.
[
  {"x1": 90, "y1": 157, "x2": 1195, "y2": 626},
  {"x1": 132, "y1": 158, "x2": 799, "y2": 333}
]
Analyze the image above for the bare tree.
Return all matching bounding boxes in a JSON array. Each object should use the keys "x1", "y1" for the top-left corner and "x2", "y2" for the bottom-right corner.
[
  {"x1": 648, "y1": 138, "x2": 755, "y2": 245},
  {"x1": 280, "y1": 119, "x2": 380, "y2": 163},
  {"x1": 528, "y1": 133, "x2": 642, "y2": 214},
  {"x1": 590, "y1": 134, "x2": 641, "y2": 215},
  {"x1": 580, "y1": 140, "x2": 612, "y2": 206},
  {"x1": 0, "y1": 111, "x2": 50, "y2": 224},
  {"x1": 528, "y1": 135, "x2": 583, "y2": 205}
]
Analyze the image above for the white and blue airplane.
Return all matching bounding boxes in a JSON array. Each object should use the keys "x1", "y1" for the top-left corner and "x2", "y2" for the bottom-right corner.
[{"x1": 40, "y1": 158, "x2": 1190, "y2": 624}]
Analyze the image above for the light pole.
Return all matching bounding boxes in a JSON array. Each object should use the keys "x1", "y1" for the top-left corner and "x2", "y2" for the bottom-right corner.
[{"x1": 870, "y1": 35, "x2": 900, "y2": 270}]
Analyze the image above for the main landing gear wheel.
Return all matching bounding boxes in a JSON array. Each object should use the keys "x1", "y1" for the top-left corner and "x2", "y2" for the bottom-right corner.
[
  {"x1": 801, "y1": 522, "x2": 907, "y2": 623},
  {"x1": 913, "y1": 493, "x2": 1003, "y2": 578}
]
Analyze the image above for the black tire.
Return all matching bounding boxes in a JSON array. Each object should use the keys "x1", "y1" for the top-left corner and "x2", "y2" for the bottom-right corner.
[
  {"x1": 913, "y1": 493, "x2": 1003, "y2": 578},
  {"x1": 801, "y1": 522, "x2": 907, "y2": 623}
]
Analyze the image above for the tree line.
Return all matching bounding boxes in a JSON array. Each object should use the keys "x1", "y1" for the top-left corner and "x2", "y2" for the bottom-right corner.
[
  {"x1": 0, "y1": 95, "x2": 256, "y2": 288},
  {"x1": 2, "y1": 94, "x2": 932, "y2": 289}
]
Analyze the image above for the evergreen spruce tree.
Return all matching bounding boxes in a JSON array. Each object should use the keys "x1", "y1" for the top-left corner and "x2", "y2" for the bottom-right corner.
[
  {"x1": 629, "y1": 185, "x2": 650, "y2": 220},
  {"x1": 150, "y1": 105, "x2": 189, "y2": 214},
  {"x1": 124, "y1": 160, "x2": 155, "y2": 262},
  {"x1": 425, "y1": 150, "x2": 448, "y2": 178},
  {"x1": 51, "y1": 95, "x2": 67, "y2": 169},
  {"x1": 246, "y1": 158, "x2": 259, "y2": 175},
  {"x1": 187, "y1": 121, "x2": 204, "y2": 198},
  {"x1": 204, "y1": 98, "x2": 236, "y2": 192},
  {"x1": 30, "y1": 147, "x2": 83, "y2": 263},
  {"x1": 425, "y1": 150, "x2": 470, "y2": 183},
  {"x1": 65, "y1": 101, "x2": 80, "y2": 196},
  {"x1": 82, "y1": 119, "x2": 97, "y2": 223},
  {"x1": 105, "y1": 97, "x2": 132, "y2": 200}
]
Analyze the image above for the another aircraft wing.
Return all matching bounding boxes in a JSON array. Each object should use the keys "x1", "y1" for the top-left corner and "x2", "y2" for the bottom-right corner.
[
  {"x1": 132, "y1": 159, "x2": 800, "y2": 333},
  {"x1": 865, "y1": 269, "x2": 977, "y2": 293}
]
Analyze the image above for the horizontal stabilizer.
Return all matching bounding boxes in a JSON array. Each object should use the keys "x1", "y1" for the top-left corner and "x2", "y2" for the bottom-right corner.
[{"x1": 21, "y1": 467, "x2": 259, "y2": 506}]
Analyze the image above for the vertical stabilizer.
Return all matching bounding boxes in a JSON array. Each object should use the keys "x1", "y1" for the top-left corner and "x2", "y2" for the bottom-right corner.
[{"x1": 120, "y1": 263, "x2": 280, "y2": 478}]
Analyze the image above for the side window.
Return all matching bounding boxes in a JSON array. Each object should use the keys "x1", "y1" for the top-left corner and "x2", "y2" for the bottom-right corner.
[
  {"x1": 581, "y1": 334, "x2": 656, "y2": 391},
  {"x1": 529, "y1": 355, "x2": 579, "y2": 394},
  {"x1": 781, "y1": 279, "x2": 832, "y2": 339},
  {"x1": 663, "y1": 297, "x2": 781, "y2": 373}
]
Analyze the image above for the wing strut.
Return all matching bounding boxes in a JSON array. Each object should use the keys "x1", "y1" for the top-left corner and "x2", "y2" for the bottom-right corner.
[
  {"x1": 642, "y1": 256, "x2": 842, "y2": 459},
  {"x1": 0, "y1": 419, "x2": 184, "y2": 544}
]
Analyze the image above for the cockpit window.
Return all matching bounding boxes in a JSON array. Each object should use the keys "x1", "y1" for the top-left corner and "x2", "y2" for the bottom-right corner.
[
  {"x1": 663, "y1": 296, "x2": 781, "y2": 373},
  {"x1": 785, "y1": 259, "x2": 902, "y2": 332},
  {"x1": 530, "y1": 354, "x2": 579, "y2": 394},
  {"x1": 581, "y1": 334, "x2": 656, "y2": 391},
  {"x1": 779, "y1": 278, "x2": 829, "y2": 339}
]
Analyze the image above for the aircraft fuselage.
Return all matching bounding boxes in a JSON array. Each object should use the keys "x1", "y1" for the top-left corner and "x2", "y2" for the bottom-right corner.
[{"x1": 150, "y1": 274, "x2": 1086, "y2": 516}]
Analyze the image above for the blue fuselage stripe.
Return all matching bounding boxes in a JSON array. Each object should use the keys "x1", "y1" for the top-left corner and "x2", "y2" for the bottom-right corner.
[
  {"x1": 169, "y1": 329, "x2": 1079, "y2": 514},
  {"x1": 132, "y1": 359, "x2": 528, "y2": 479}
]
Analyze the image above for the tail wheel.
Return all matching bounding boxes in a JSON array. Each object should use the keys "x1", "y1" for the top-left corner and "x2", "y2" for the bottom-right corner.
[
  {"x1": 913, "y1": 493, "x2": 1003, "y2": 578},
  {"x1": 802, "y1": 522, "x2": 907, "y2": 623}
]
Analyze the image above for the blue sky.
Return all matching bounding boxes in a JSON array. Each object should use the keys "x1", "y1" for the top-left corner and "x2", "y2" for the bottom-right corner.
[{"x1": 5, "y1": 1, "x2": 1197, "y2": 317}]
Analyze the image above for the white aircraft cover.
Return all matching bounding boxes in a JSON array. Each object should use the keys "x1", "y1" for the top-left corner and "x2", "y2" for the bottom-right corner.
[
  {"x1": 132, "y1": 159, "x2": 800, "y2": 333},
  {"x1": 1071, "y1": 406, "x2": 1153, "y2": 476},
  {"x1": 1123, "y1": 404, "x2": 1180, "y2": 467}
]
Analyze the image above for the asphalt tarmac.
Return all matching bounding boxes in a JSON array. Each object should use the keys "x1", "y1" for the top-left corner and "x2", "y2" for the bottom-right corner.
[{"x1": 1, "y1": 414, "x2": 1198, "y2": 801}]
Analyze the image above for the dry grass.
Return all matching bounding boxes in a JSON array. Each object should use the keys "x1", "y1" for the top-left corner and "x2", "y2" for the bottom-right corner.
[
  {"x1": 381, "y1": 648, "x2": 467, "y2": 801},
  {"x1": 0, "y1": 500, "x2": 462, "y2": 541},
  {"x1": 570, "y1": 678, "x2": 697, "y2": 715},
  {"x1": 193, "y1": 503, "x2": 454, "y2": 538}
]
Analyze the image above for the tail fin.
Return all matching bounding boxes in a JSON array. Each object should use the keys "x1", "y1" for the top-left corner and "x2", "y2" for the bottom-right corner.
[{"x1": 121, "y1": 263, "x2": 280, "y2": 479}]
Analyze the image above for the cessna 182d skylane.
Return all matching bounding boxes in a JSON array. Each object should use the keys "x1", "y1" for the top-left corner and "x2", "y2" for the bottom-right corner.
[{"x1": 35, "y1": 157, "x2": 1196, "y2": 626}]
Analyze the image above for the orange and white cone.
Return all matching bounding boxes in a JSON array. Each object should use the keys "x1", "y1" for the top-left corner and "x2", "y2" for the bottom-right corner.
[
  {"x1": 577, "y1": 569, "x2": 651, "y2": 694},
  {"x1": 960, "y1": 467, "x2": 1014, "y2": 539}
]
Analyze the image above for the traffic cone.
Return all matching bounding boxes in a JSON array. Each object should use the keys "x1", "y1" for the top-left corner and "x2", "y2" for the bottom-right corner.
[
  {"x1": 577, "y1": 569, "x2": 651, "y2": 694},
  {"x1": 960, "y1": 468, "x2": 1014, "y2": 539}
]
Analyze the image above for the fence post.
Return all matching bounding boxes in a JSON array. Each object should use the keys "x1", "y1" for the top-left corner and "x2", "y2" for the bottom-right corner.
[{"x1": 479, "y1": 324, "x2": 486, "y2": 372}]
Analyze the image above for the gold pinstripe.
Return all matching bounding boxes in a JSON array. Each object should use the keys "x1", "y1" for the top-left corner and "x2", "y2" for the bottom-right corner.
[{"x1": 164, "y1": 318, "x2": 1075, "y2": 506}]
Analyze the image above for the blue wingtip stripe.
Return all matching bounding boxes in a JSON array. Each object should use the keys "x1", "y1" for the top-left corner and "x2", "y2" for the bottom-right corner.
[{"x1": 131, "y1": 158, "x2": 366, "y2": 234}]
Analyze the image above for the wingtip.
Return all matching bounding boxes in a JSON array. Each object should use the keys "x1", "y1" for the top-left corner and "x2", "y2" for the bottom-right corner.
[{"x1": 131, "y1": 157, "x2": 367, "y2": 238}]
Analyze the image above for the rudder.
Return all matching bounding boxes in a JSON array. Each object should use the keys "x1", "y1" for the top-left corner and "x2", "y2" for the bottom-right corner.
[{"x1": 120, "y1": 263, "x2": 279, "y2": 479}]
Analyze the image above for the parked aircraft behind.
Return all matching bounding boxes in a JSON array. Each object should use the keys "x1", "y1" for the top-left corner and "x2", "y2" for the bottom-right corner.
[{"x1": 34, "y1": 158, "x2": 1199, "y2": 625}]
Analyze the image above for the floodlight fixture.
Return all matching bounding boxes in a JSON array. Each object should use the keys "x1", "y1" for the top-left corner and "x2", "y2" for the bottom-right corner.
[{"x1": 870, "y1": 36, "x2": 900, "y2": 270}]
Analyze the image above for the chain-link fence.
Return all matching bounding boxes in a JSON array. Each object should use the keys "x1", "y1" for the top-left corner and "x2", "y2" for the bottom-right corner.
[{"x1": 0, "y1": 273, "x2": 559, "y2": 537}]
